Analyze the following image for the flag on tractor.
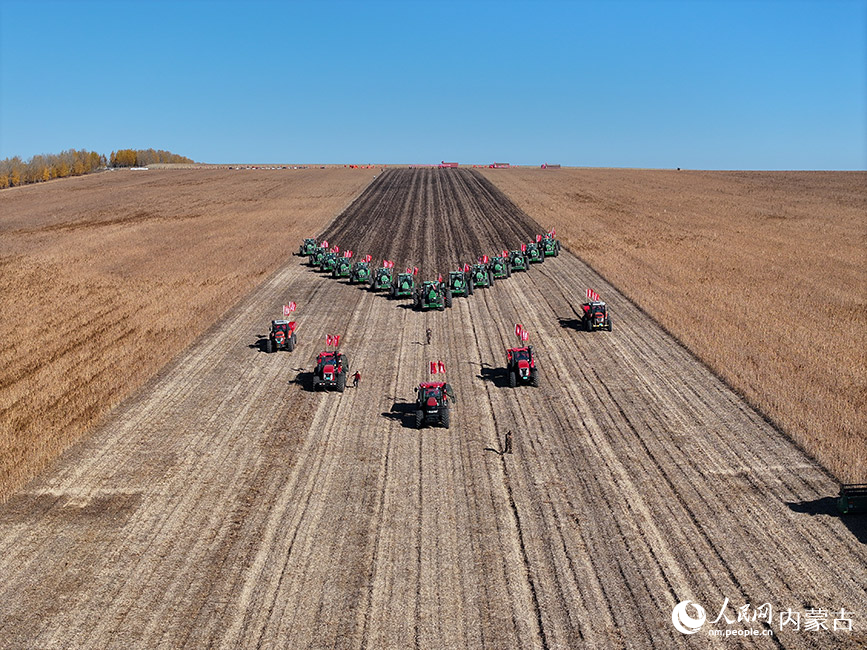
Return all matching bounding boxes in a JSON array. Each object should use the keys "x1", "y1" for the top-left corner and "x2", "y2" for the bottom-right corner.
[
  {"x1": 515, "y1": 323, "x2": 523, "y2": 338},
  {"x1": 536, "y1": 234, "x2": 542, "y2": 242},
  {"x1": 521, "y1": 330, "x2": 529, "y2": 341},
  {"x1": 521, "y1": 243, "x2": 526, "y2": 252},
  {"x1": 430, "y1": 361, "x2": 438, "y2": 374},
  {"x1": 438, "y1": 360, "x2": 446, "y2": 374}
]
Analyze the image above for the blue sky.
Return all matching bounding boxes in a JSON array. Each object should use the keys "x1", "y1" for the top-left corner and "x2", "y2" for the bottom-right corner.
[{"x1": 1, "y1": 0, "x2": 864, "y2": 169}]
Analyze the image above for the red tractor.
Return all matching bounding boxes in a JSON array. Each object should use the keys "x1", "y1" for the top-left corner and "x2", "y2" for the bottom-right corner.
[
  {"x1": 414, "y1": 382, "x2": 456, "y2": 429},
  {"x1": 265, "y1": 320, "x2": 296, "y2": 353},
  {"x1": 313, "y1": 350, "x2": 349, "y2": 392},
  {"x1": 581, "y1": 301, "x2": 613, "y2": 331},
  {"x1": 506, "y1": 346, "x2": 539, "y2": 387}
]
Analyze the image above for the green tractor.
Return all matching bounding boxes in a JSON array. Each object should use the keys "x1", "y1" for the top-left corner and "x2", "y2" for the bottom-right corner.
[
  {"x1": 490, "y1": 254, "x2": 511, "y2": 279},
  {"x1": 370, "y1": 266, "x2": 394, "y2": 292},
  {"x1": 509, "y1": 250, "x2": 529, "y2": 272},
  {"x1": 332, "y1": 256, "x2": 352, "y2": 279},
  {"x1": 349, "y1": 261, "x2": 371, "y2": 284},
  {"x1": 541, "y1": 233, "x2": 561, "y2": 257},
  {"x1": 414, "y1": 280, "x2": 451, "y2": 311},
  {"x1": 319, "y1": 251, "x2": 338, "y2": 273},
  {"x1": 308, "y1": 247, "x2": 327, "y2": 267},
  {"x1": 526, "y1": 242, "x2": 545, "y2": 264},
  {"x1": 391, "y1": 272, "x2": 415, "y2": 299},
  {"x1": 448, "y1": 270, "x2": 473, "y2": 298},
  {"x1": 298, "y1": 238, "x2": 318, "y2": 257},
  {"x1": 471, "y1": 262, "x2": 494, "y2": 288}
]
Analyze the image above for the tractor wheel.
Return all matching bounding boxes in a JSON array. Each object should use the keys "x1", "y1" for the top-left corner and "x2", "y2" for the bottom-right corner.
[
  {"x1": 506, "y1": 266, "x2": 512, "y2": 278},
  {"x1": 337, "y1": 373, "x2": 346, "y2": 393},
  {"x1": 530, "y1": 369, "x2": 539, "y2": 387},
  {"x1": 445, "y1": 291, "x2": 453, "y2": 308},
  {"x1": 312, "y1": 375, "x2": 321, "y2": 390},
  {"x1": 265, "y1": 338, "x2": 274, "y2": 354},
  {"x1": 585, "y1": 319, "x2": 592, "y2": 332},
  {"x1": 288, "y1": 334, "x2": 296, "y2": 352},
  {"x1": 467, "y1": 281, "x2": 474, "y2": 295},
  {"x1": 509, "y1": 370, "x2": 517, "y2": 388},
  {"x1": 441, "y1": 407, "x2": 450, "y2": 429},
  {"x1": 415, "y1": 409, "x2": 424, "y2": 429},
  {"x1": 489, "y1": 272, "x2": 494, "y2": 285},
  {"x1": 607, "y1": 319, "x2": 613, "y2": 332}
]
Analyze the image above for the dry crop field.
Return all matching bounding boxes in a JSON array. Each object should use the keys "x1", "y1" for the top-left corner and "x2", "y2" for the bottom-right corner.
[
  {"x1": 0, "y1": 168, "x2": 374, "y2": 497},
  {"x1": 482, "y1": 167, "x2": 867, "y2": 484},
  {"x1": 0, "y1": 168, "x2": 863, "y2": 649}
]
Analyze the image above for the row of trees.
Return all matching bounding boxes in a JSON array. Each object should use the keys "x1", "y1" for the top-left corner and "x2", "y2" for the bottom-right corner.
[
  {"x1": 0, "y1": 148, "x2": 194, "y2": 189},
  {"x1": 110, "y1": 149, "x2": 194, "y2": 167}
]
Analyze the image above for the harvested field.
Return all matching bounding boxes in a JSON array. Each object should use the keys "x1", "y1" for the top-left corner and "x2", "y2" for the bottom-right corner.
[
  {"x1": 482, "y1": 168, "x2": 867, "y2": 484},
  {"x1": 0, "y1": 169, "x2": 863, "y2": 648},
  {"x1": 0, "y1": 168, "x2": 375, "y2": 497}
]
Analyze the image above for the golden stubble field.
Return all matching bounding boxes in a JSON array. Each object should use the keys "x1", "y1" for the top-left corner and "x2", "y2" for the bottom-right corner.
[
  {"x1": 482, "y1": 167, "x2": 867, "y2": 483},
  {"x1": 0, "y1": 168, "x2": 374, "y2": 498}
]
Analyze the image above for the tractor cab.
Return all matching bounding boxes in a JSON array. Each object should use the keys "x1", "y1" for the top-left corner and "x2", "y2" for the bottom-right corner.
[
  {"x1": 391, "y1": 273, "x2": 415, "y2": 299},
  {"x1": 414, "y1": 381, "x2": 455, "y2": 428},
  {"x1": 371, "y1": 266, "x2": 394, "y2": 291},
  {"x1": 490, "y1": 255, "x2": 511, "y2": 279},
  {"x1": 349, "y1": 261, "x2": 371, "y2": 284},
  {"x1": 308, "y1": 248, "x2": 327, "y2": 267},
  {"x1": 581, "y1": 301, "x2": 612, "y2": 331},
  {"x1": 449, "y1": 270, "x2": 473, "y2": 297},
  {"x1": 333, "y1": 257, "x2": 352, "y2": 278},
  {"x1": 471, "y1": 263, "x2": 493, "y2": 288},
  {"x1": 509, "y1": 250, "x2": 528, "y2": 272},
  {"x1": 319, "y1": 252, "x2": 338, "y2": 272},
  {"x1": 541, "y1": 233, "x2": 561, "y2": 257},
  {"x1": 299, "y1": 238, "x2": 318, "y2": 256},
  {"x1": 506, "y1": 346, "x2": 538, "y2": 387},
  {"x1": 415, "y1": 280, "x2": 450, "y2": 311},
  {"x1": 266, "y1": 320, "x2": 297, "y2": 353},
  {"x1": 314, "y1": 350, "x2": 349, "y2": 391},
  {"x1": 526, "y1": 242, "x2": 545, "y2": 263}
]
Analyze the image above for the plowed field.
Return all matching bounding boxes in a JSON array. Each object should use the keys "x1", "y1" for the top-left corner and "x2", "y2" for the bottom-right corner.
[{"x1": 0, "y1": 169, "x2": 864, "y2": 648}]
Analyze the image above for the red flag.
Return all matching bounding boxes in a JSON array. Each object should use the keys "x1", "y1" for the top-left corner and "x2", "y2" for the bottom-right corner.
[
  {"x1": 438, "y1": 273, "x2": 443, "y2": 283},
  {"x1": 406, "y1": 267, "x2": 412, "y2": 274},
  {"x1": 521, "y1": 330, "x2": 529, "y2": 341},
  {"x1": 364, "y1": 254, "x2": 372, "y2": 263},
  {"x1": 515, "y1": 323, "x2": 523, "y2": 338},
  {"x1": 321, "y1": 240, "x2": 328, "y2": 248},
  {"x1": 586, "y1": 288, "x2": 592, "y2": 299},
  {"x1": 550, "y1": 228, "x2": 556, "y2": 236},
  {"x1": 482, "y1": 255, "x2": 489, "y2": 264},
  {"x1": 430, "y1": 361, "x2": 437, "y2": 374},
  {"x1": 521, "y1": 243, "x2": 526, "y2": 252},
  {"x1": 413, "y1": 267, "x2": 419, "y2": 276},
  {"x1": 333, "y1": 335, "x2": 340, "y2": 348},
  {"x1": 502, "y1": 249, "x2": 508, "y2": 257},
  {"x1": 536, "y1": 234, "x2": 542, "y2": 243},
  {"x1": 464, "y1": 263, "x2": 470, "y2": 272},
  {"x1": 438, "y1": 360, "x2": 446, "y2": 374},
  {"x1": 326, "y1": 334, "x2": 333, "y2": 346},
  {"x1": 383, "y1": 259, "x2": 389, "y2": 267},
  {"x1": 283, "y1": 305, "x2": 291, "y2": 316}
]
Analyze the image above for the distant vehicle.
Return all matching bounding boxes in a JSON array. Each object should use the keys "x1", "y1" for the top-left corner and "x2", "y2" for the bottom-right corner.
[
  {"x1": 265, "y1": 320, "x2": 297, "y2": 353},
  {"x1": 391, "y1": 272, "x2": 415, "y2": 299},
  {"x1": 313, "y1": 350, "x2": 349, "y2": 392},
  {"x1": 448, "y1": 270, "x2": 473, "y2": 298},
  {"x1": 506, "y1": 346, "x2": 539, "y2": 387},
  {"x1": 526, "y1": 242, "x2": 545, "y2": 264},
  {"x1": 540, "y1": 233, "x2": 561, "y2": 257},
  {"x1": 370, "y1": 266, "x2": 394, "y2": 292},
  {"x1": 414, "y1": 382, "x2": 456, "y2": 428},
  {"x1": 298, "y1": 238, "x2": 318, "y2": 257},
  {"x1": 581, "y1": 301, "x2": 613, "y2": 331},
  {"x1": 332, "y1": 257, "x2": 352, "y2": 279},
  {"x1": 470, "y1": 263, "x2": 494, "y2": 288},
  {"x1": 414, "y1": 280, "x2": 451, "y2": 311},
  {"x1": 490, "y1": 255, "x2": 511, "y2": 279},
  {"x1": 509, "y1": 250, "x2": 529, "y2": 272},
  {"x1": 349, "y1": 261, "x2": 371, "y2": 284}
]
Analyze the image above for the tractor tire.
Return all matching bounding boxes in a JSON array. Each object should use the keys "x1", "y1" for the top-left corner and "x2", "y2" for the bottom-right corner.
[
  {"x1": 467, "y1": 281, "x2": 474, "y2": 295},
  {"x1": 539, "y1": 252, "x2": 545, "y2": 263},
  {"x1": 337, "y1": 373, "x2": 346, "y2": 393},
  {"x1": 288, "y1": 334, "x2": 296, "y2": 352},
  {"x1": 509, "y1": 370, "x2": 517, "y2": 388},
  {"x1": 585, "y1": 318, "x2": 592, "y2": 332},
  {"x1": 489, "y1": 271, "x2": 494, "y2": 285},
  {"x1": 506, "y1": 266, "x2": 512, "y2": 278},
  {"x1": 415, "y1": 409, "x2": 424, "y2": 429},
  {"x1": 265, "y1": 338, "x2": 274, "y2": 354},
  {"x1": 530, "y1": 369, "x2": 539, "y2": 387},
  {"x1": 445, "y1": 291, "x2": 453, "y2": 308},
  {"x1": 441, "y1": 407, "x2": 450, "y2": 429},
  {"x1": 312, "y1": 375, "x2": 321, "y2": 390},
  {"x1": 607, "y1": 319, "x2": 613, "y2": 332}
]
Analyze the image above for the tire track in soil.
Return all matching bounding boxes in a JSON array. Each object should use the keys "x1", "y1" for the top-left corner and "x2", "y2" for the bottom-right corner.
[{"x1": 0, "y1": 169, "x2": 864, "y2": 649}]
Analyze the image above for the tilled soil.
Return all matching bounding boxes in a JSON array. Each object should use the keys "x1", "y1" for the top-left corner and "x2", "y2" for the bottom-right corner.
[{"x1": 0, "y1": 169, "x2": 864, "y2": 649}]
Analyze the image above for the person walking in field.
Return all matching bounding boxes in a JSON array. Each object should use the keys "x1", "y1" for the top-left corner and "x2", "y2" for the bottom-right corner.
[
  {"x1": 426, "y1": 327, "x2": 432, "y2": 345},
  {"x1": 504, "y1": 430, "x2": 513, "y2": 455},
  {"x1": 352, "y1": 370, "x2": 361, "y2": 389}
]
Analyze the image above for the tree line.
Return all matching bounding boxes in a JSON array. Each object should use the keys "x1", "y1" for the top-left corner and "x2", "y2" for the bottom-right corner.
[{"x1": 0, "y1": 148, "x2": 194, "y2": 189}]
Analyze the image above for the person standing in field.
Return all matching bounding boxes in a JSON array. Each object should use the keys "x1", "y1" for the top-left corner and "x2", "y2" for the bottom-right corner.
[
  {"x1": 504, "y1": 430, "x2": 513, "y2": 455},
  {"x1": 426, "y1": 327, "x2": 432, "y2": 345},
  {"x1": 353, "y1": 370, "x2": 361, "y2": 389}
]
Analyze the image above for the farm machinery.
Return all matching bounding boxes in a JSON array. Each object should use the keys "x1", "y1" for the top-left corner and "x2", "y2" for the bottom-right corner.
[
  {"x1": 506, "y1": 346, "x2": 539, "y2": 387},
  {"x1": 332, "y1": 256, "x2": 352, "y2": 279},
  {"x1": 308, "y1": 248, "x2": 327, "y2": 267},
  {"x1": 509, "y1": 250, "x2": 529, "y2": 272},
  {"x1": 837, "y1": 484, "x2": 867, "y2": 514},
  {"x1": 414, "y1": 382, "x2": 456, "y2": 429},
  {"x1": 448, "y1": 270, "x2": 473, "y2": 298},
  {"x1": 313, "y1": 350, "x2": 349, "y2": 392},
  {"x1": 319, "y1": 252, "x2": 337, "y2": 273},
  {"x1": 471, "y1": 262, "x2": 494, "y2": 288},
  {"x1": 265, "y1": 320, "x2": 296, "y2": 353},
  {"x1": 349, "y1": 261, "x2": 371, "y2": 284},
  {"x1": 526, "y1": 242, "x2": 545, "y2": 264},
  {"x1": 541, "y1": 233, "x2": 561, "y2": 257},
  {"x1": 414, "y1": 280, "x2": 451, "y2": 311},
  {"x1": 581, "y1": 301, "x2": 613, "y2": 331},
  {"x1": 370, "y1": 266, "x2": 394, "y2": 292},
  {"x1": 298, "y1": 238, "x2": 318, "y2": 257},
  {"x1": 391, "y1": 272, "x2": 415, "y2": 299},
  {"x1": 490, "y1": 254, "x2": 511, "y2": 279}
]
